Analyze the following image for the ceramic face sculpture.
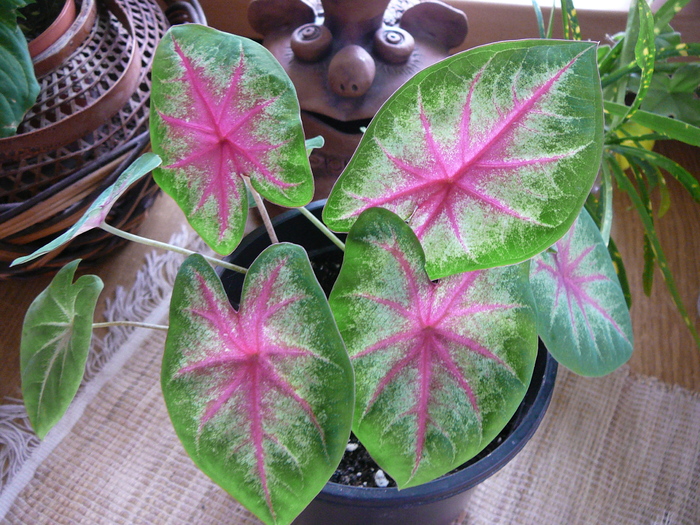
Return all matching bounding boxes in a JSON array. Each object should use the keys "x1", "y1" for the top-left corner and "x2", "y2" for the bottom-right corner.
[{"x1": 248, "y1": 0, "x2": 468, "y2": 198}]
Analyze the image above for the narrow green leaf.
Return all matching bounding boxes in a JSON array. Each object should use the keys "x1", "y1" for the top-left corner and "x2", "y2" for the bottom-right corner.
[
  {"x1": 20, "y1": 260, "x2": 104, "y2": 439},
  {"x1": 608, "y1": 236, "x2": 632, "y2": 309},
  {"x1": 609, "y1": 144, "x2": 700, "y2": 202},
  {"x1": 608, "y1": 155, "x2": 700, "y2": 348},
  {"x1": 162, "y1": 251, "x2": 353, "y2": 525},
  {"x1": 612, "y1": 0, "x2": 656, "y2": 125},
  {"x1": 531, "y1": 0, "x2": 546, "y2": 39},
  {"x1": 611, "y1": 0, "x2": 642, "y2": 111},
  {"x1": 597, "y1": 39, "x2": 623, "y2": 76},
  {"x1": 561, "y1": 0, "x2": 582, "y2": 41},
  {"x1": 642, "y1": 234, "x2": 654, "y2": 296},
  {"x1": 604, "y1": 101, "x2": 700, "y2": 147},
  {"x1": 657, "y1": 172, "x2": 671, "y2": 218},
  {"x1": 653, "y1": 0, "x2": 692, "y2": 29},
  {"x1": 11, "y1": 153, "x2": 162, "y2": 267},
  {"x1": 531, "y1": 208, "x2": 633, "y2": 376}
]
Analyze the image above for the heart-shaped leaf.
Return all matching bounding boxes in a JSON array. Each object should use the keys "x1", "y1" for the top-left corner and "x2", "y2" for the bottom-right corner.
[
  {"x1": 324, "y1": 40, "x2": 603, "y2": 279},
  {"x1": 20, "y1": 260, "x2": 104, "y2": 439},
  {"x1": 11, "y1": 153, "x2": 162, "y2": 267},
  {"x1": 162, "y1": 250, "x2": 353, "y2": 525},
  {"x1": 150, "y1": 25, "x2": 314, "y2": 256},
  {"x1": 530, "y1": 207, "x2": 633, "y2": 376},
  {"x1": 329, "y1": 208, "x2": 537, "y2": 488}
]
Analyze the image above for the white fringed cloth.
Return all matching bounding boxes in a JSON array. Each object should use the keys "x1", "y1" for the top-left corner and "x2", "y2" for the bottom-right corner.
[{"x1": 1, "y1": 235, "x2": 698, "y2": 525}]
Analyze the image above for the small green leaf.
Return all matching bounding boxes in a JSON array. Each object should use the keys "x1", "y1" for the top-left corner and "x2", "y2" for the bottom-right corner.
[
  {"x1": 162, "y1": 251, "x2": 353, "y2": 525},
  {"x1": 21, "y1": 260, "x2": 104, "y2": 439},
  {"x1": 305, "y1": 136, "x2": 324, "y2": 157},
  {"x1": 531, "y1": 208, "x2": 633, "y2": 376},
  {"x1": 11, "y1": 153, "x2": 162, "y2": 267},
  {"x1": 639, "y1": 65, "x2": 700, "y2": 127}
]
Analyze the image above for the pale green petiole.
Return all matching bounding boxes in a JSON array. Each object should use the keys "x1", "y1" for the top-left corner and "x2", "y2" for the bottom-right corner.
[
  {"x1": 93, "y1": 320, "x2": 169, "y2": 331},
  {"x1": 243, "y1": 176, "x2": 279, "y2": 244},
  {"x1": 99, "y1": 222, "x2": 247, "y2": 274},
  {"x1": 298, "y1": 206, "x2": 345, "y2": 252}
]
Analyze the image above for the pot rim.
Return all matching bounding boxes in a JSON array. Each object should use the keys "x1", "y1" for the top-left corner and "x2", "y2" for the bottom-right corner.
[
  {"x1": 27, "y1": 0, "x2": 77, "y2": 57},
  {"x1": 225, "y1": 199, "x2": 559, "y2": 507}
]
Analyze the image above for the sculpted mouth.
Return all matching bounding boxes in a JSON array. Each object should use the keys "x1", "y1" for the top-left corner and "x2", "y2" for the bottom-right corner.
[{"x1": 302, "y1": 110, "x2": 372, "y2": 135}]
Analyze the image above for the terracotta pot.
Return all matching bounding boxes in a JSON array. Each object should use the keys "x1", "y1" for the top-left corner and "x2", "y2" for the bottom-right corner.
[{"x1": 27, "y1": 0, "x2": 77, "y2": 58}]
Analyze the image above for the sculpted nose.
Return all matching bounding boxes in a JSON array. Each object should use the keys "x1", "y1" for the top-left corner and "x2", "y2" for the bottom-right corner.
[{"x1": 328, "y1": 45, "x2": 376, "y2": 98}]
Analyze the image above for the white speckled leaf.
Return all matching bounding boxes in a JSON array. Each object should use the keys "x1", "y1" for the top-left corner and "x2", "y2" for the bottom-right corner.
[
  {"x1": 324, "y1": 40, "x2": 603, "y2": 279},
  {"x1": 530, "y1": 208, "x2": 633, "y2": 376},
  {"x1": 150, "y1": 25, "x2": 313, "y2": 256},
  {"x1": 162, "y1": 250, "x2": 353, "y2": 525},
  {"x1": 329, "y1": 208, "x2": 537, "y2": 488}
]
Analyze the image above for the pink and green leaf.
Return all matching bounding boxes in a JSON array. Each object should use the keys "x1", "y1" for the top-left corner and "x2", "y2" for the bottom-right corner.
[
  {"x1": 150, "y1": 25, "x2": 314, "y2": 255},
  {"x1": 20, "y1": 260, "x2": 104, "y2": 439},
  {"x1": 324, "y1": 40, "x2": 603, "y2": 279},
  {"x1": 328, "y1": 208, "x2": 537, "y2": 488},
  {"x1": 162, "y1": 249, "x2": 353, "y2": 525},
  {"x1": 530, "y1": 207, "x2": 633, "y2": 376},
  {"x1": 11, "y1": 153, "x2": 161, "y2": 267}
]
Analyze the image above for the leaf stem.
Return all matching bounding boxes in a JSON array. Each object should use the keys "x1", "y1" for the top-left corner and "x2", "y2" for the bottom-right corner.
[
  {"x1": 243, "y1": 177, "x2": 279, "y2": 244},
  {"x1": 99, "y1": 222, "x2": 247, "y2": 274},
  {"x1": 92, "y1": 321, "x2": 169, "y2": 331},
  {"x1": 297, "y1": 206, "x2": 345, "y2": 252}
]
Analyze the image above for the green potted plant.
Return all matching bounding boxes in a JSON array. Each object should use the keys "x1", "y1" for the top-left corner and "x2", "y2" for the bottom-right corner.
[{"x1": 10, "y1": 0, "x2": 699, "y2": 523}]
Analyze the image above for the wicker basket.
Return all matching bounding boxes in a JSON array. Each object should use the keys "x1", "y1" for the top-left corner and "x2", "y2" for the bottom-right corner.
[{"x1": 0, "y1": 0, "x2": 204, "y2": 278}]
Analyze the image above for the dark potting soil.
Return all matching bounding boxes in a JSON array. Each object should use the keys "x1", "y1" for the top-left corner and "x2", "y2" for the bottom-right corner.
[
  {"x1": 19, "y1": 0, "x2": 66, "y2": 41},
  {"x1": 308, "y1": 247, "x2": 516, "y2": 489},
  {"x1": 330, "y1": 421, "x2": 513, "y2": 488}
]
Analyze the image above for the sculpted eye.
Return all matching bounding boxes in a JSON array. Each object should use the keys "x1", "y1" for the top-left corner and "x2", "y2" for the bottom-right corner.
[
  {"x1": 291, "y1": 23, "x2": 332, "y2": 62},
  {"x1": 374, "y1": 27, "x2": 415, "y2": 64}
]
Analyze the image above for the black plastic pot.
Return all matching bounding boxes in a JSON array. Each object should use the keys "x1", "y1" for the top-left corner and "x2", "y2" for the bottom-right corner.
[{"x1": 219, "y1": 200, "x2": 558, "y2": 525}]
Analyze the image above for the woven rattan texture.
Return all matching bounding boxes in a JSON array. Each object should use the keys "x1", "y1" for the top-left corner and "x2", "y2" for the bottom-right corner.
[
  {"x1": 1, "y1": 0, "x2": 167, "y2": 204},
  {"x1": 0, "y1": 0, "x2": 170, "y2": 277}
]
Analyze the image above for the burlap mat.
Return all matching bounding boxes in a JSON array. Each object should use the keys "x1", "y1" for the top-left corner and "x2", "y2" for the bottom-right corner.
[{"x1": 1, "y1": 242, "x2": 698, "y2": 524}]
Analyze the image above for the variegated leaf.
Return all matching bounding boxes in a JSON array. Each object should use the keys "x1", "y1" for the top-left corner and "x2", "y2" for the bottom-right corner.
[
  {"x1": 530, "y1": 207, "x2": 633, "y2": 376},
  {"x1": 329, "y1": 207, "x2": 537, "y2": 488},
  {"x1": 162, "y1": 250, "x2": 353, "y2": 525},
  {"x1": 150, "y1": 25, "x2": 313, "y2": 255},
  {"x1": 324, "y1": 40, "x2": 603, "y2": 279}
]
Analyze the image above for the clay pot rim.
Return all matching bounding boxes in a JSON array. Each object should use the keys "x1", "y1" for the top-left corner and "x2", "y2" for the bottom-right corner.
[{"x1": 27, "y1": 0, "x2": 77, "y2": 58}]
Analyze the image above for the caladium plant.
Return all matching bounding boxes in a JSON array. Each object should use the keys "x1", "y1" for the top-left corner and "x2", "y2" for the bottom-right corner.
[{"x1": 13, "y1": 18, "x2": 652, "y2": 525}]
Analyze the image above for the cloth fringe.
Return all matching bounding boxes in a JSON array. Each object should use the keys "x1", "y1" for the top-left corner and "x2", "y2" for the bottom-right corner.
[{"x1": 0, "y1": 227, "x2": 201, "y2": 493}]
